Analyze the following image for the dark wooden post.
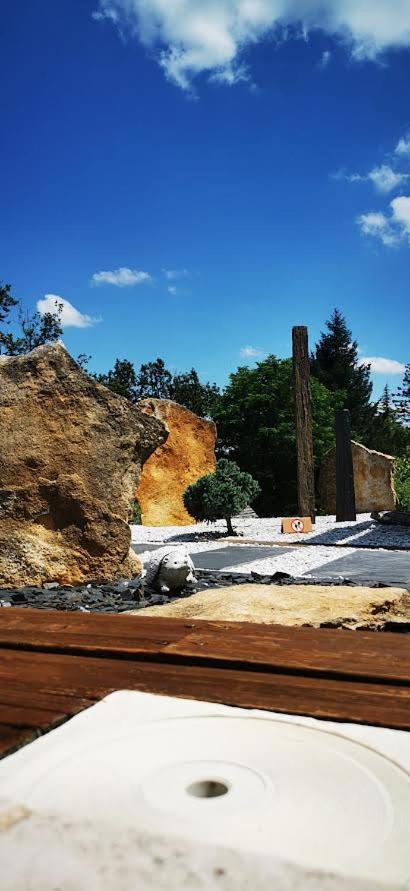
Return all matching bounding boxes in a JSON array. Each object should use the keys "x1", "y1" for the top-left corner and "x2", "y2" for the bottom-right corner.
[
  {"x1": 335, "y1": 409, "x2": 356, "y2": 522},
  {"x1": 292, "y1": 326, "x2": 315, "y2": 520}
]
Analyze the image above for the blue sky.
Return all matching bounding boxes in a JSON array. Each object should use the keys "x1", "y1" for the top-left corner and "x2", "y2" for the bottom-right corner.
[{"x1": 1, "y1": 1, "x2": 409, "y2": 400}]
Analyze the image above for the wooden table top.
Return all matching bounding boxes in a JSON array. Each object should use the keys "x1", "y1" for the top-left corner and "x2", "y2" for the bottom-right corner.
[{"x1": 0, "y1": 607, "x2": 409, "y2": 759}]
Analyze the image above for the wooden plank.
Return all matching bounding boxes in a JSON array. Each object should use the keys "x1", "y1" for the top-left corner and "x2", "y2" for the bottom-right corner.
[
  {"x1": 0, "y1": 648, "x2": 409, "y2": 730},
  {"x1": 292, "y1": 326, "x2": 315, "y2": 519},
  {"x1": 164, "y1": 623, "x2": 410, "y2": 684},
  {"x1": 0, "y1": 724, "x2": 37, "y2": 758},
  {"x1": 0, "y1": 704, "x2": 67, "y2": 730},
  {"x1": 1, "y1": 610, "x2": 408, "y2": 685},
  {"x1": 0, "y1": 687, "x2": 93, "y2": 714}
]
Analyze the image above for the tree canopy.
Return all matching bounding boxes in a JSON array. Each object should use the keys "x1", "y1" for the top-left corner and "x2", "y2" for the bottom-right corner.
[
  {"x1": 311, "y1": 309, "x2": 374, "y2": 439},
  {"x1": 214, "y1": 355, "x2": 341, "y2": 516},
  {"x1": 183, "y1": 459, "x2": 260, "y2": 535},
  {"x1": 0, "y1": 282, "x2": 62, "y2": 355}
]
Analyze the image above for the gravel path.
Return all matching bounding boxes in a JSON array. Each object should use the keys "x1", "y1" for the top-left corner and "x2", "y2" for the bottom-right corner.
[{"x1": 131, "y1": 513, "x2": 410, "y2": 550}]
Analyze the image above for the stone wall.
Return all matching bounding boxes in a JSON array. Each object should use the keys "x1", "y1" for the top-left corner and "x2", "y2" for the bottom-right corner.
[
  {"x1": 136, "y1": 399, "x2": 216, "y2": 525},
  {"x1": 319, "y1": 441, "x2": 396, "y2": 514}
]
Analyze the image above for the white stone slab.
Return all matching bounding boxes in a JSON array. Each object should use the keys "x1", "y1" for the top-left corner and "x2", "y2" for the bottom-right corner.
[{"x1": 1, "y1": 692, "x2": 409, "y2": 890}]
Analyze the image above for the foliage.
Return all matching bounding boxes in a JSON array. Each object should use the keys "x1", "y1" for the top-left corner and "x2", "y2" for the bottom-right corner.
[
  {"x1": 0, "y1": 282, "x2": 62, "y2": 355},
  {"x1": 369, "y1": 385, "x2": 410, "y2": 457},
  {"x1": 393, "y1": 364, "x2": 410, "y2": 425},
  {"x1": 130, "y1": 499, "x2": 142, "y2": 524},
  {"x1": 394, "y1": 449, "x2": 410, "y2": 511},
  {"x1": 136, "y1": 358, "x2": 173, "y2": 400},
  {"x1": 96, "y1": 359, "x2": 138, "y2": 401},
  {"x1": 311, "y1": 308, "x2": 374, "y2": 439},
  {"x1": 183, "y1": 459, "x2": 260, "y2": 535},
  {"x1": 170, "y1": 368, "x2": 220, "y2": 417},
  {"x1": 214, "y1": 355, "x2": 341, "y2": 516}
]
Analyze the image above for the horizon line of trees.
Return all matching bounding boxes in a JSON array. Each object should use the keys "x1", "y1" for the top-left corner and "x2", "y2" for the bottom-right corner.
[{"x1": 1, "y1": 281, "x2": 409, "y2": 514}]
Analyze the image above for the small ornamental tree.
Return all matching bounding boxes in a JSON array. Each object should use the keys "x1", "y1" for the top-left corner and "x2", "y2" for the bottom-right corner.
[{"x1": 183, "y1": 459, "x2": 260, "y2": 536}]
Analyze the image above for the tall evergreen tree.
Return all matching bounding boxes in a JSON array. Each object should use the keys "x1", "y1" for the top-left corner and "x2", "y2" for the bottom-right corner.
[
  {"x1": 311, "y1": 309, "x2": 374, "y2": 438},
  {"x1": 370, "y1": 383, "x2": 410, "y2": 457},
  {"x1": 393, "y1": 364, "x2": 410, "y2": 425}
]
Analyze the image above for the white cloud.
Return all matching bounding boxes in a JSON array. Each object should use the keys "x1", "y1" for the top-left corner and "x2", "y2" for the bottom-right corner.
[
  {"x1": 168, "y1": 285, "x2": 177, "y2": 295},
  {"x1": 162, "y1": 268, "x2": 189, "y2": 280},
  {"x1": 368, "y1": 165, "x2": 410, "y2": 193},
  {"x1": 333, "y1": 164, "x2": 410, "y2": 193},
  {"x1": 319, "y1": 49, "x2": 332, "y2": 68},
  {"x1": 240, "y1": 345, "x2": 263, "y2": 358},
  {"x1": 395, "y1": 133, "x2": 410, "y2": 157},
  {"x1": 91, "y1": 267, "x2": 152, "y2": 286},
  {"x1": 359, "y1": 356, "x2": 406, "y2": 374},
  {"x1": 167, "y1": 284, "x2": 191, "y2": 296},
  {"x1": 357, "y1": 196, "x2": 410, "y2": 247},
  {"x1": 37, "y1": 295, "x2": 101, "y2": 329},
  {"x1": 94, "y1": 1, "x2": 410, "y2": 90}
]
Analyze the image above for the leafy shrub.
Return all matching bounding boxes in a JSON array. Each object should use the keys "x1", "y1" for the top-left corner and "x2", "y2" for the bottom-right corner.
[
  {"x1": 130, "y1": 499, "x2": 142, "y2": 524},
  {"x1": 183, "y1": 459, "x2": 260, "y2": 535},
  {"x1": 394, "y1": 451, "x2": 410, "y2": 511}
]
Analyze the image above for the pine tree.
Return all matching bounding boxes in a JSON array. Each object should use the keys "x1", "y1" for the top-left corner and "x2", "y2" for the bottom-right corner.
[
  {"x1": 311, "y1": 309, "x2": 374, "y2": 438},
  {"x1": 370, "y1": 384, "x2": 410, "y2": 456},
  {"x1": 183, "y1": 459, "x2": 260, "y2": 536},
  {"x1": 0, "y1": 282, "x2": 62, "y2": 355},
  {"x1": 393, "y1": 364, "x2": 410, "y2": 424}
]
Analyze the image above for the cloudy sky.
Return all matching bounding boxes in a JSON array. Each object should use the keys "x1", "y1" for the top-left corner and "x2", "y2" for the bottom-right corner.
[{"x1": 1, "y1": 1, "x2": 409, "y2": 396}]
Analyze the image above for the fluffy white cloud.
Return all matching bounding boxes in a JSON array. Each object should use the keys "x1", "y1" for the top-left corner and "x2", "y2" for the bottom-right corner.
[
  {"x1": 357, "y1": 196, "x2": 410, "y2": 247},
  {"x1": 91, "y1": 267, "x2": 152, "y2": 286},
  {"x1": 333, "y1": 164, "x2": 410, "y2": 193},
  {"x1": 395, "y1": 133, "x2": 410, "y2": 157},
  {"x1": 94, "y1": 0, "x2": 410, "y2": 90},
  {"x1": 240, "y1": 345, "x2": 263, "y2": 358},
  {"x1": 37, "y1": 295, "x2": 100, "y2": 328},
  {"x1": 368, "y1": 165, "x2": 410, "y2": 193},
  {"x1": 359, "y1": 356, "x2": 406, "y2": 374}
]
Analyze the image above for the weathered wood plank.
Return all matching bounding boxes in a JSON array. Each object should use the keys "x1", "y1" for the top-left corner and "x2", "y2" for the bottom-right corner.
[
  {"x1": 1, "y1": 610, "x2": 408, "y2": 685},
  {"x1": 0, "y1": 648, "x2": 409, "y2": 730},
  {"x1": 0, "y1": 723, "x2": 37, "y2": 757}
]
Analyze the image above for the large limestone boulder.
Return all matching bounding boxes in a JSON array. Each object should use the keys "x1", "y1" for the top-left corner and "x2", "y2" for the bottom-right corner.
[
  {"x1": 125, "y1": 584, "x2": 410, "y2": 630},
  {"x1": 136, "y1": 399, "x2": 216, "y2": 525},
  {"x1": 0, "y1": 344, "x2": 166, "y2": 587},
  {"x1": 319, "y1": 441, "x2": 396, "y2": 514}
]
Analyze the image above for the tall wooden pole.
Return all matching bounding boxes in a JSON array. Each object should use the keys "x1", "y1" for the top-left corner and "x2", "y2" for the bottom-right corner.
[
  {"x1": 335, "y1": 409, "x2": 356, "y2": 522},
  {"x1": 292, "y1": 326, "x2": 315, "y2": 520}
]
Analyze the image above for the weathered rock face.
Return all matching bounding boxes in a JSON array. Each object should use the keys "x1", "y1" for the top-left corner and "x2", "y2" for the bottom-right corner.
[
  {"x1": 0, "y1": 344, "x2": 166, "y2": 587},
  {"x1": 319, "y1": 441, "x2": 396, "y2": 514},
  {"x1": 136, "y1": 399, "x2": 217, "y2": 526}
]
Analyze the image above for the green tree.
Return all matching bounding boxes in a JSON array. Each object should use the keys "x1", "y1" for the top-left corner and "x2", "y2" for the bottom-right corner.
[
  {"x1": 183, "y1": 459, "x2": 260, "y2": 535},
  {"x1": 311, "y1": 309, "x2": 374, "y2": 438},
  {"x1": 96, "y1": 359, "x2": 138, "y2": 401},
  {"x1": 393, "y1": 364, "x2": 410, "y2": 425},
  {"x1": 136, "y1": 358, "x2": 173, "y2": 399},
  {"x1": 171, "y1": 368, "x2": 220, "y2": 417},
  {"x1": 370, "y1": 385, "x2": 410, "y2": 457},
  {"x1": 214, "y1": 355, "x2": 340, "y2": 516},
  {"x1": 394, "y1": 449, "x2": 410, "y2": 511},
  {"x1": 0, "y1": 283, "x2": 62, "y2": 355}
]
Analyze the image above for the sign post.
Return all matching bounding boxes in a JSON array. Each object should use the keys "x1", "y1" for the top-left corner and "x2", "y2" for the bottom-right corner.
[{"x1": 292, "y1": 326, "x2": 315, "y2": 521}]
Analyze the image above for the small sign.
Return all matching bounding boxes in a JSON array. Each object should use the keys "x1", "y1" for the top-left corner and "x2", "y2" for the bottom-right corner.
[{"x1": 282, "y1": 516, "x2": 313, "y2": 534}]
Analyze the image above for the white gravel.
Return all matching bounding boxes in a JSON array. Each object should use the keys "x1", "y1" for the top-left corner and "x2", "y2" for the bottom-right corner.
[
  {"x1": 131, "y1": 513, "x2": 409, "y2": 549},
  {"x1": 131, "y1": 513, "x2": 409, "y2": 578}
]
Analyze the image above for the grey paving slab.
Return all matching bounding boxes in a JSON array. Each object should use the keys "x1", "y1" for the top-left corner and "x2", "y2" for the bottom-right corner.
[
  {"x1": 192, "y1": 546, "x2": 293, "y2": 570},
  {"x1": 311, "y1": 550, "x2": 410, "y2": 587},
  {"x1": 131, "y1": 543, "x2": 170, "y2": 555}
]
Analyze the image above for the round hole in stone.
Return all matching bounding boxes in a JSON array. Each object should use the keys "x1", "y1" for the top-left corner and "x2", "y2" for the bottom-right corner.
[{"x1": 186, "y1": 779, "x2": 230, "y2": 799}]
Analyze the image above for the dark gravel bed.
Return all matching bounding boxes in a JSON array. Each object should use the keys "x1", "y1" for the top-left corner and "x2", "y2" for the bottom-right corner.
[{"x1": 0, "y1": 569, "x2": 398, "y2": 614}]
